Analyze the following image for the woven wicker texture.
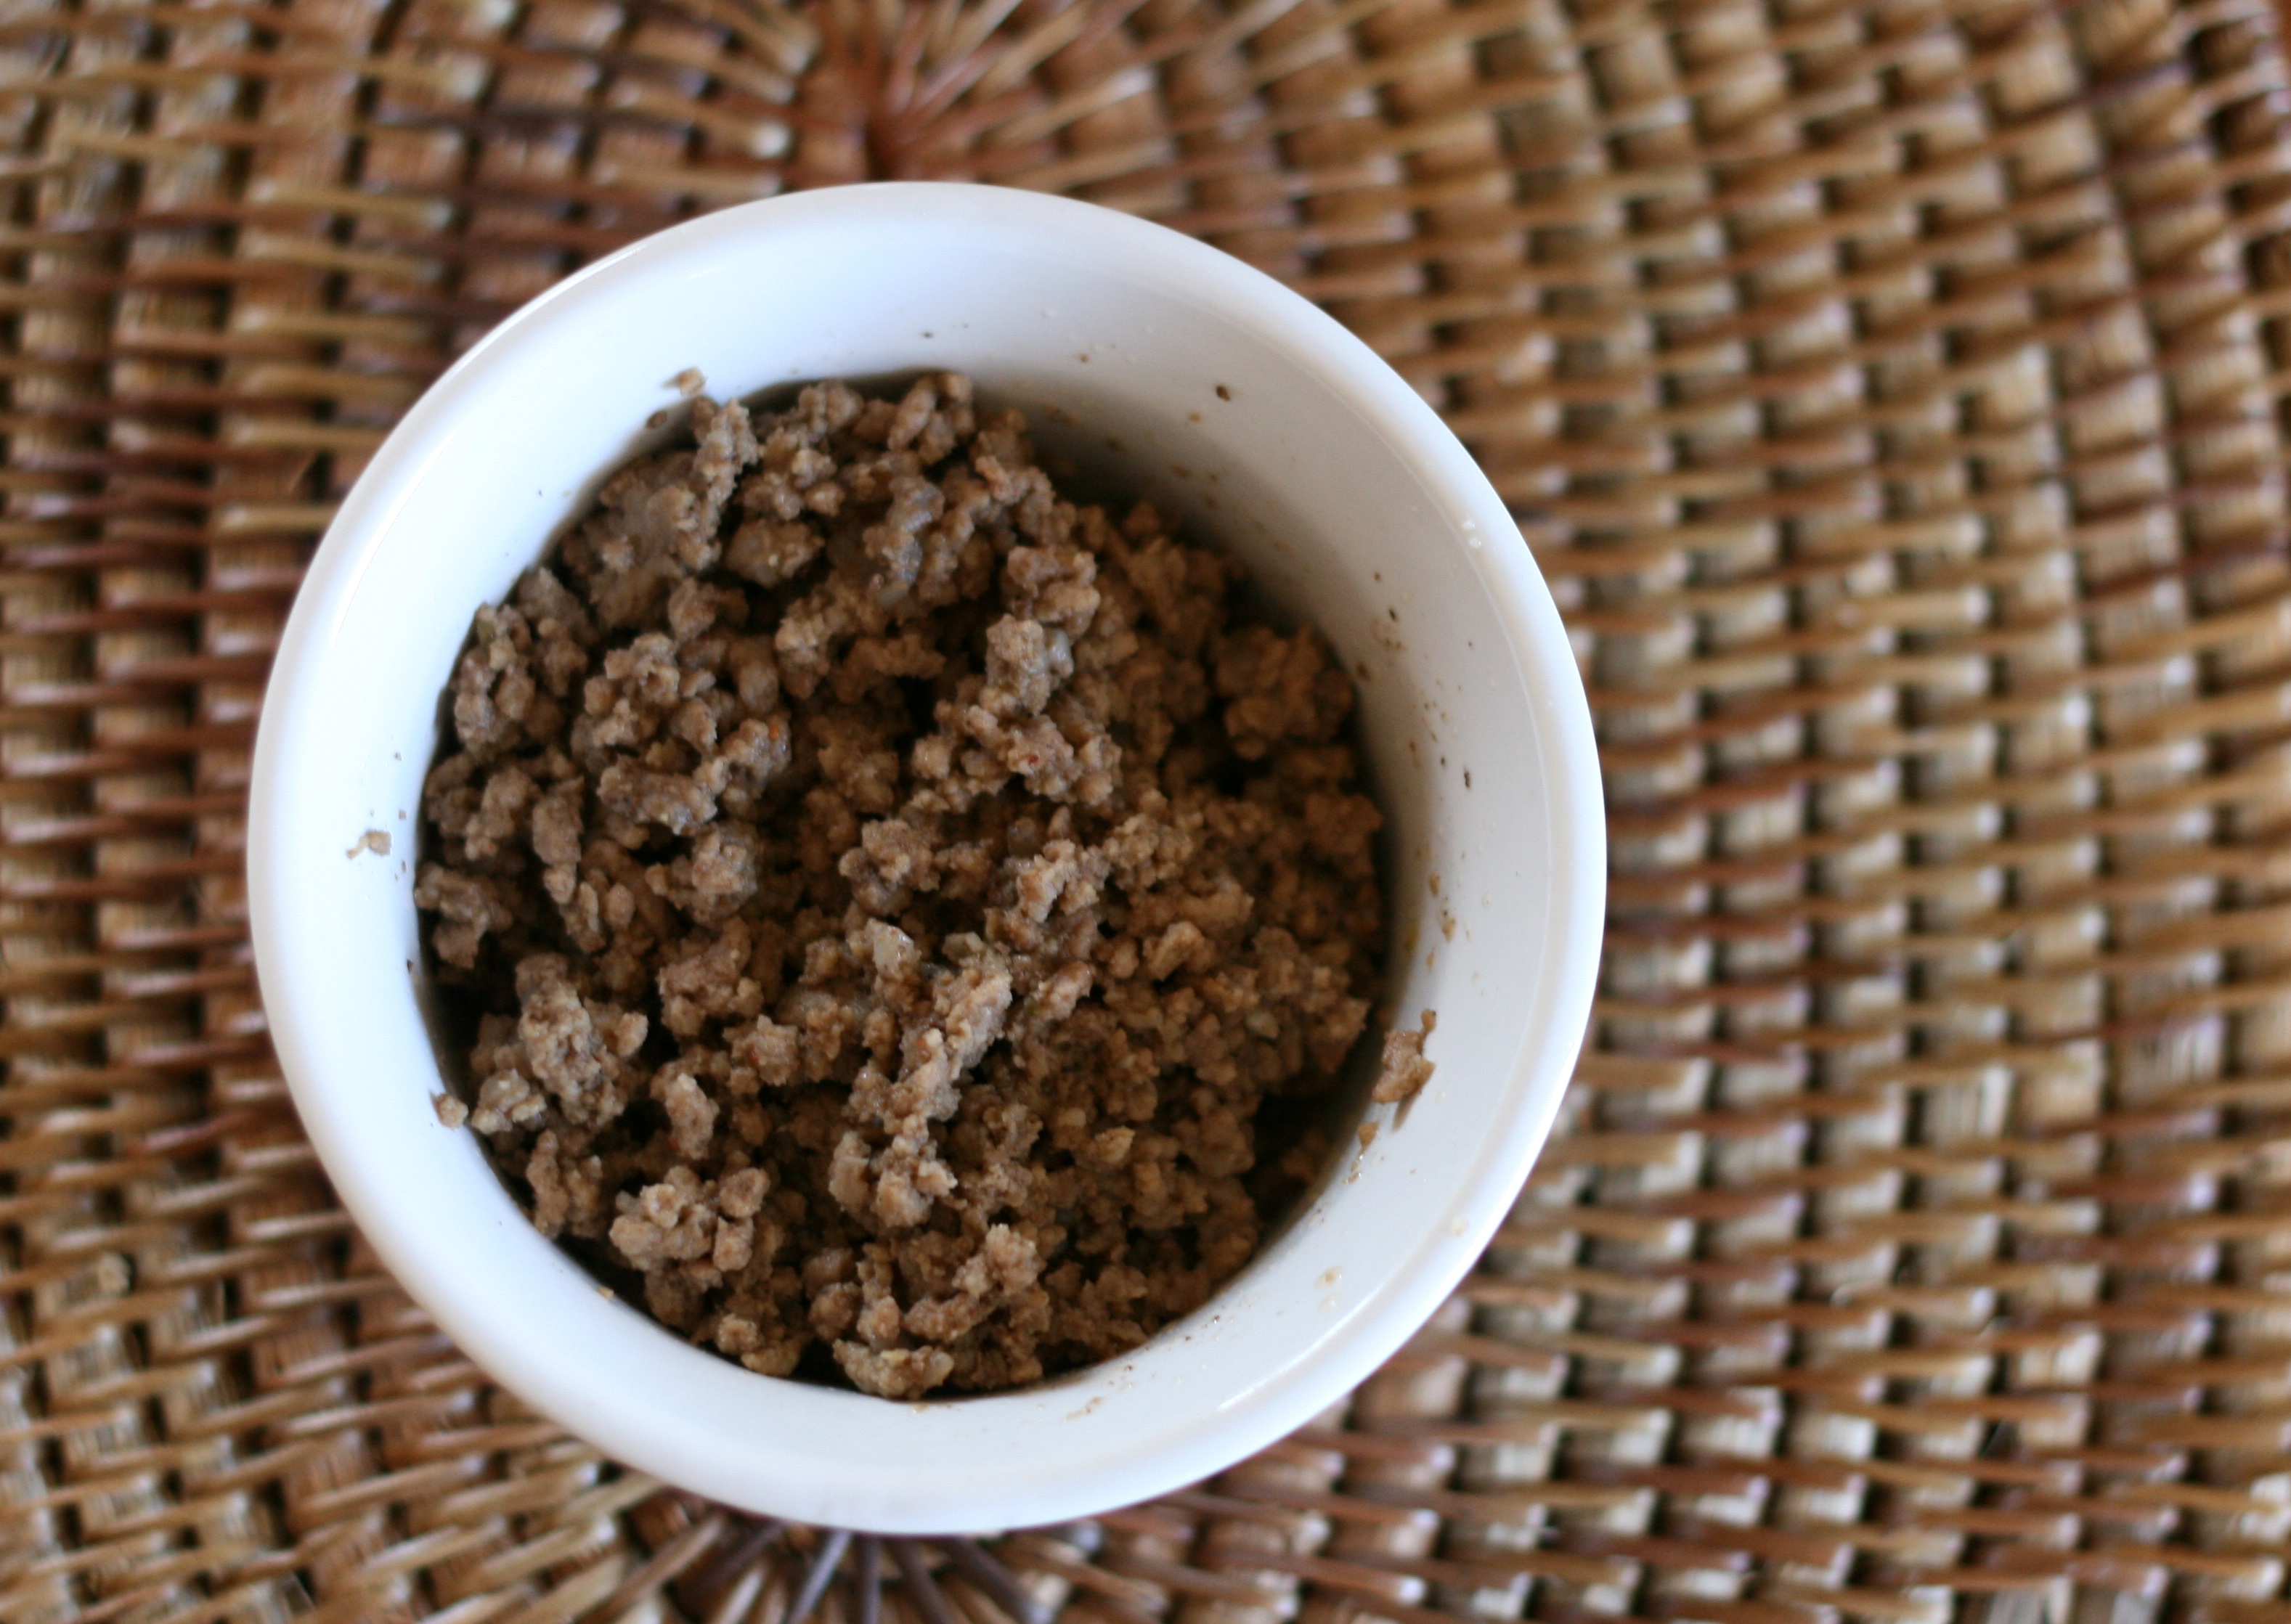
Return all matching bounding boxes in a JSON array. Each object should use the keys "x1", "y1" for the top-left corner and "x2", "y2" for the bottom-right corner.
[{"x1": 7, "y1": 0, "x2": 2291, "y2": 1619}]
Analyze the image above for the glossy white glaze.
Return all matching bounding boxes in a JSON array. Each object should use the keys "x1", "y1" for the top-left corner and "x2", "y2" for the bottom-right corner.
[{"x1": 248, "y1": 183, "x2": 1602, "y2": 1534}]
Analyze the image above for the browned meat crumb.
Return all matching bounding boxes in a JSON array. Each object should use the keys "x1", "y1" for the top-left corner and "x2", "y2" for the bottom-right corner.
[
  {"x1": 434, "y1": 1092, "x2": 469, "y2": 1128},
  {"x1": 416, "y1": 374, "x2": 1390, "y2": 1400},
  {"x1": 1371, "y1": 1008, "x2": 1436, "y2": 1104}
]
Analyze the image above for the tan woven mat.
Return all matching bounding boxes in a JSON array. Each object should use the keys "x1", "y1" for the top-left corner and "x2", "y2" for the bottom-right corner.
[{"x1": 9, "y1": 0, "x2": 2291, "y2": 1618}]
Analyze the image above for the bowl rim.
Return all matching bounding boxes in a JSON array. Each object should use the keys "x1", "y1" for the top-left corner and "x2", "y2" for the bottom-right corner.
[{"x1": 248, "y1": 180, "x2": 1603, "y2": 1531}]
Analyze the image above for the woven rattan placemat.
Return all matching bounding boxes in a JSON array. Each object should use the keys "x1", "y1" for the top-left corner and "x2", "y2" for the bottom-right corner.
[{"x1": 9, "y1": 0, "x2": 2291, "y2": 1619}]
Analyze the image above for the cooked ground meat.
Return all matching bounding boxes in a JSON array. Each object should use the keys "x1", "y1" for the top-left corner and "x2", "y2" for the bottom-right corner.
[
  {"x1": 415, "y1": 373, "x2": 1409, "y2": 1399},
  {"x1": 1372, "y1": 1008, "x2": 1437, "y2": 1104}
]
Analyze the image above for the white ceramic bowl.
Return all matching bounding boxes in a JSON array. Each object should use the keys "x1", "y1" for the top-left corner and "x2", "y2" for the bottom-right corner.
[{"x1": 248, "y1": 183, "x2": 1601, "y2": 1534}]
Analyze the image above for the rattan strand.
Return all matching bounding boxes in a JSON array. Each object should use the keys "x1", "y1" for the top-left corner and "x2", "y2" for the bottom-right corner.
[{"x1": 7, "y1": 0, "x2": 2291, "y2": 1619}]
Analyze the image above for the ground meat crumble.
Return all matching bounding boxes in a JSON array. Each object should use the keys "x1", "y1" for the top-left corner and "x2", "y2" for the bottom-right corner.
[
  {"x1": 415, "y1": 373, "x2": 1412, "y2": 1399},
  {"x1": 1372, "y1": 1008, "x2": 1437, "y2": 1105}
]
